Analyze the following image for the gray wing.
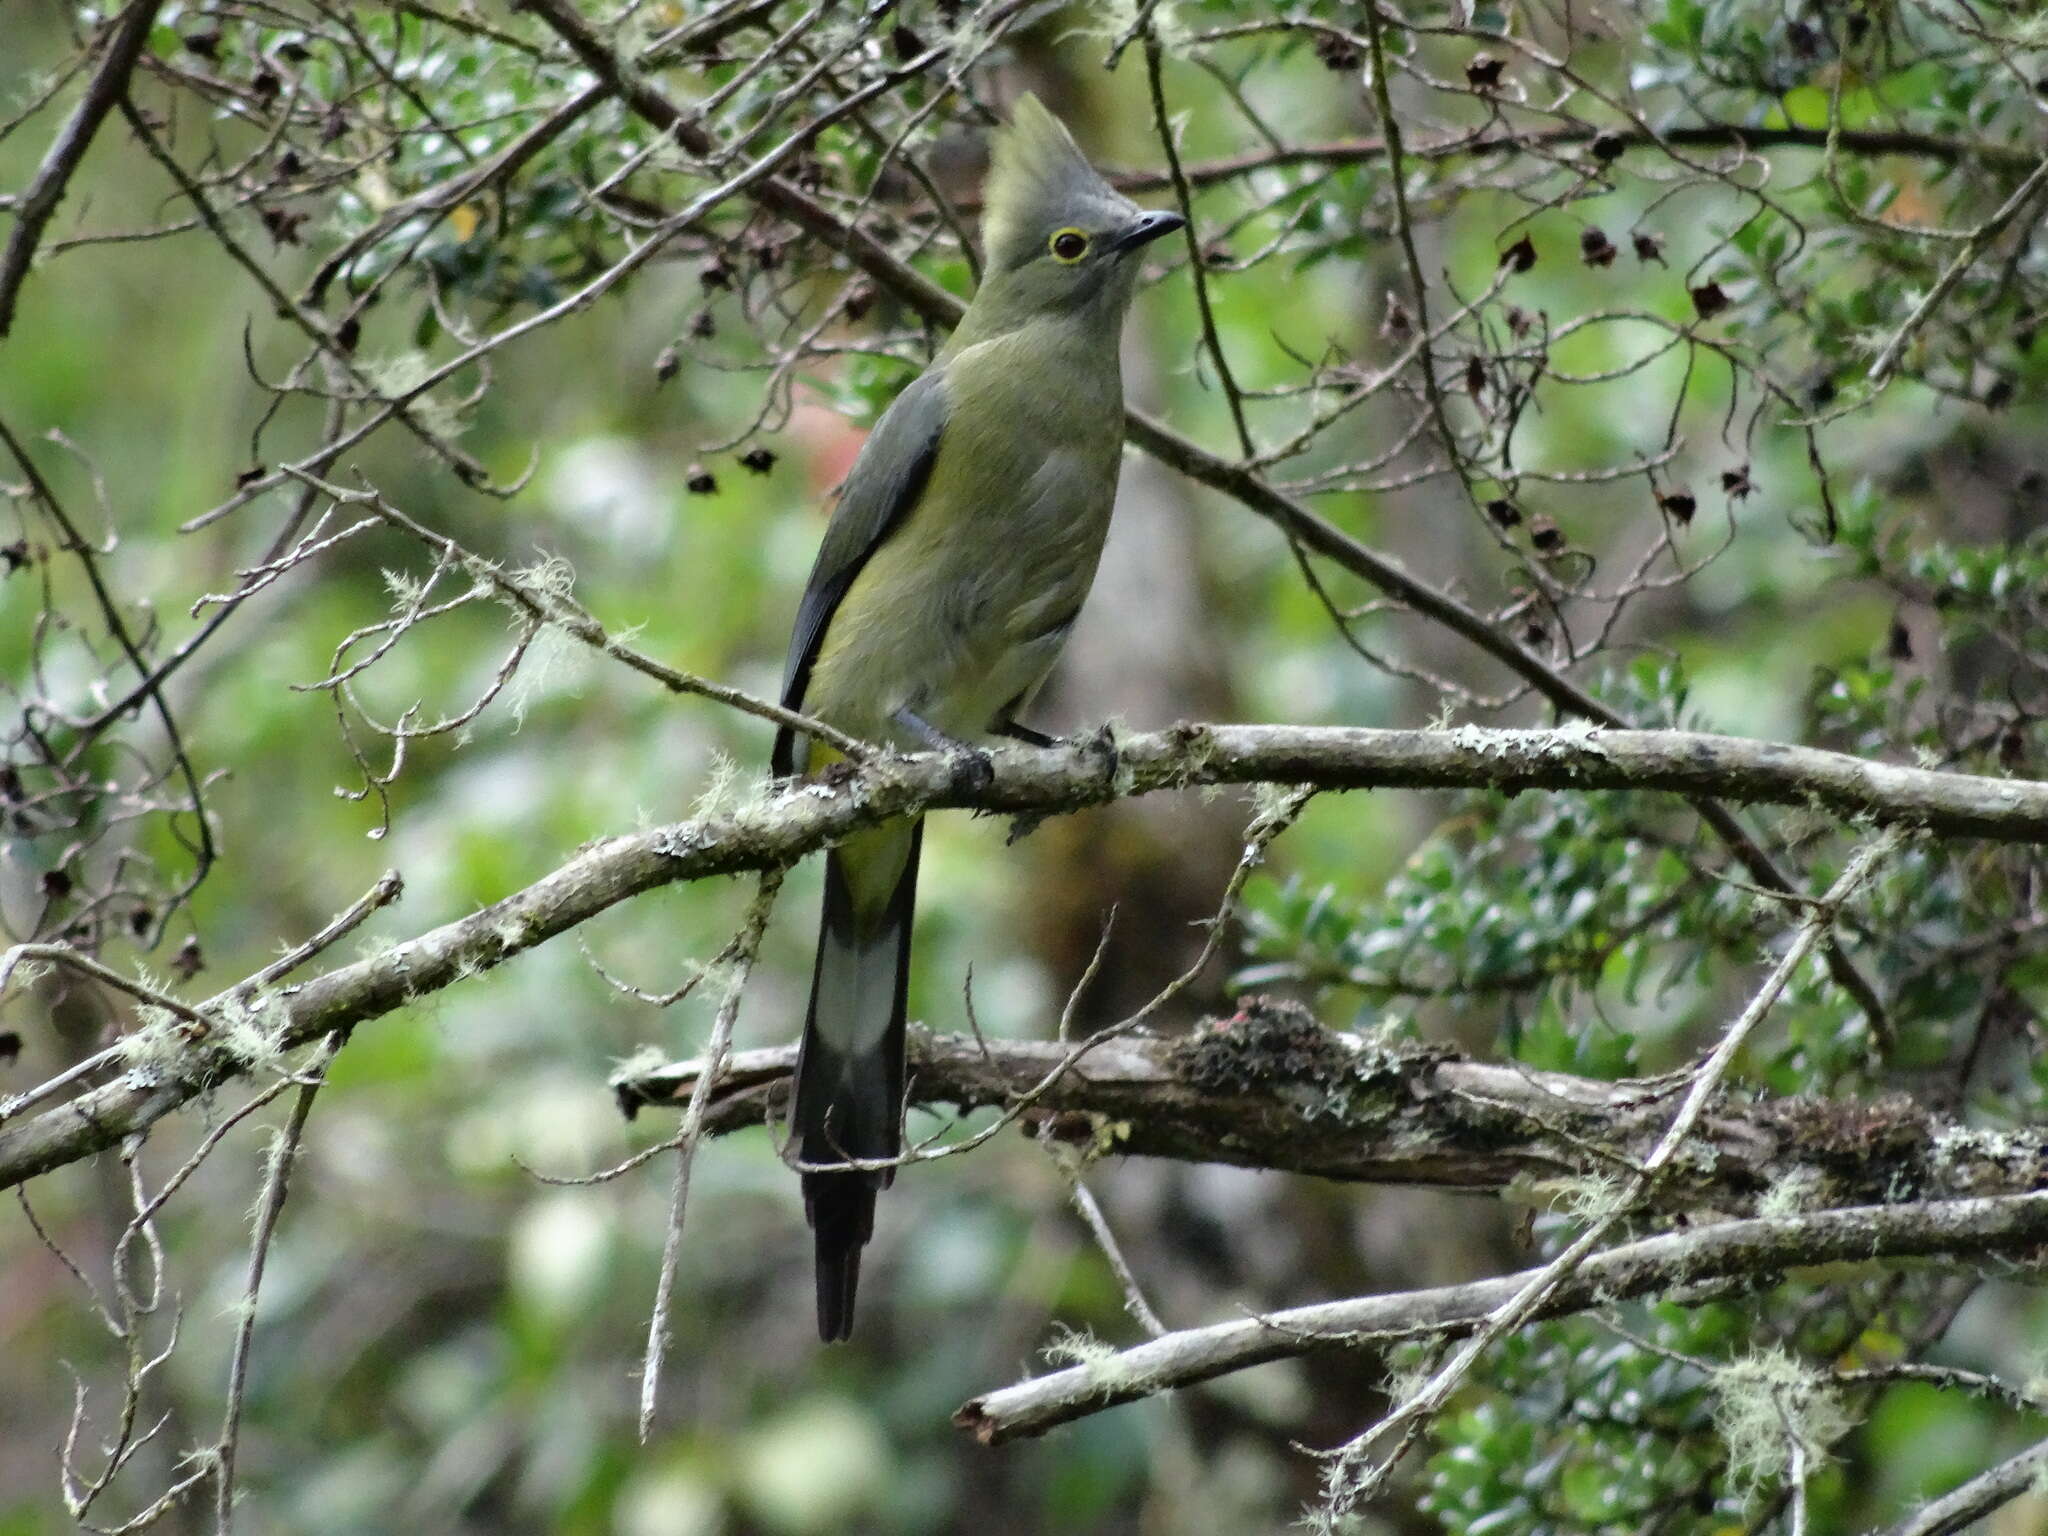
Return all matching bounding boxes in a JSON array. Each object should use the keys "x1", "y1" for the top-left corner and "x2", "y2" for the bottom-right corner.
[{"x1": 772, "y1": 368, "x2": 950, "y2": 777}]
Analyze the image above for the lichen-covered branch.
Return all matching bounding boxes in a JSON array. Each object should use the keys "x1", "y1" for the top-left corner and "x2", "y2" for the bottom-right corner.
[
  {"x1": 5, "y1": 720, "x2": 2046, "y2": 1190},
  {"x1": 617, "y1": 1010, "x2": 2048, "y2": 1213},
  {"x1": 952, "y1": 1191, "x2": 2048, "y2": 1444}
]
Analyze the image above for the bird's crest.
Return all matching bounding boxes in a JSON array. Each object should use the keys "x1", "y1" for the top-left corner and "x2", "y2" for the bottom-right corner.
[{"x1": 982, "y1": 94, "x2": 1124, "y2": 271}]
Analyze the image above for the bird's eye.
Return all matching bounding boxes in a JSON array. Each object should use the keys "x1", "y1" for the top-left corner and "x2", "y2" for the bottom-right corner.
[{"x1": 1049, "y1": 229, "x2": 1090, "y2": 263}]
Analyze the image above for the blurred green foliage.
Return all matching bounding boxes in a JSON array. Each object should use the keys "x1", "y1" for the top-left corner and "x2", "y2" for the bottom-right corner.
[{"x1": 4, "y1": 0, "x2": 2048, "y2": 1532}]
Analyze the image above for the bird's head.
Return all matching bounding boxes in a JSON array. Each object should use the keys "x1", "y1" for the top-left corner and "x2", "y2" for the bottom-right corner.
[{"x1": 967, "y1": 94, "x2": 1184, "y2": 331}]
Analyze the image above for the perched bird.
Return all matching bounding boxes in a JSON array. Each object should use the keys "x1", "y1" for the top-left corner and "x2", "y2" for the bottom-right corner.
[{"x1": 771, "y1": 94, "x2": 1184, "y2": 1341}]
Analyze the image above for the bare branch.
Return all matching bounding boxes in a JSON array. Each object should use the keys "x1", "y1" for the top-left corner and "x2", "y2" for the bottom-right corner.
[
  {"x1": 952, "y1": 1190, "x2": 2048, "y2": 1444},
  {"x1": 1097, "y1": 123, "x2": 2047, "y2": 196},
  {"x1": 638, "y1": 868, "x2": 782, "y2": 1439},
  {"x1": 212, "y1": 1032, "x2": 344, "y2": 1533},
  {"x1": 1867, "y1": 155, "x2": 2048, "y2": 385},
  {"x1": 1872, "y1": 1433, "x2": 2048, "y2": 1536},
  {"x1": 0, "y1": 0, "x2": 163, "y2": 337}
]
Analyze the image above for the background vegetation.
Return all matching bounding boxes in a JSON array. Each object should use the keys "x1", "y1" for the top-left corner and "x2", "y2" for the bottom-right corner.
[{"x1": 4, "y1": 0, "x2": 2048, "y2": 1531}]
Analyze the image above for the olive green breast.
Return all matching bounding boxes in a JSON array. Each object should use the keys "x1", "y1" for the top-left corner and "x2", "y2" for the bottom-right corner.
[{"x1": 804, "y1": 320, "x2": 1126, "y2": 746}]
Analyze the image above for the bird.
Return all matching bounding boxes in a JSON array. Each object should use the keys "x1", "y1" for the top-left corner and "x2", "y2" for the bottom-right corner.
[{"x1": 771, "y1": 93, "x2": 1185, "y2": 1341}]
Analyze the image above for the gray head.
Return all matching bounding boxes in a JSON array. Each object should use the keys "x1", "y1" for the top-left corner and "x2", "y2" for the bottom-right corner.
[{"x1": 961, "y1": 94, "x2": 1184, "y2": 336}]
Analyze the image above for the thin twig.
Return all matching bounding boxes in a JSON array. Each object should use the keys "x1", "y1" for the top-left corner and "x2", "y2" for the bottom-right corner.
[
  {"x1": 637, "y1": 867, "x2": 784, "y2": 1440},
  {"x1": 1309, "y1": 831, "x2": 1897, "y2": 1520},
  {"x1": 1067, "y1": 1172, "x2": 1166, "y2": 1337},
  {"x1": 1872, "y1": 1432, "x2": 2048, "y2": 1536},
  {"x1": 1140, "y1": 38, "x2": 1253, "y2": 457},
  {"x1": 954, "y1": 1186, "x2": 2048, "y2": 1444},
  {"x1": 1867, "y1": 155, "x2": 2048, "y2": 385},
  {"x1": 212, "y1": 1031, "x2": 346, "y2": 1533},
  {"x1": 0, "y1": 0, "x2": 163, "y2": 336}
]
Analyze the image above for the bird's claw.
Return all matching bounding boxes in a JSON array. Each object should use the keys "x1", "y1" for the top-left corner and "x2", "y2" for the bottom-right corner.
[
  {"x1": 1071, "y1": 722, "x2": 1119, "y2": 783},
  {"x1": 950, "y1": 745, "x2": 996, "y2": 795}
]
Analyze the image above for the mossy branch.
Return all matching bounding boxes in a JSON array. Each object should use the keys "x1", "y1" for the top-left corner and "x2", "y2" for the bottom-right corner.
[{"x1": 618, "y1": 1015, "x2": 2048, "y2": 1212}]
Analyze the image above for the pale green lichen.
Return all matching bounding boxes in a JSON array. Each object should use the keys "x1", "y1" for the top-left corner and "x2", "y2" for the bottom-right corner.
[
  {"x1": 1931, "y1": 1123, "x2": 2021, "y2": 1162},
  {"x1": 1998, "y1": 11, "x2": 2048, "y2": 47},
  {"x1": 1168, "y1": 725, "x2": 1218, "y2": 790},
  {"x1": 360, "y1": 349, "x2": 434, "y2": 402},
  {"x1": 1445, "y1": 722, "x2": 1506, "y2": 757},
  {"x1": 505, "y1": 621, "x2": 589, "y2": 730},
  {"x1": 512, "y1": 552, "x2": 576, "y2": 609},
  {"x1": 490, "y1": 911, "x2": 532, "y2": 954},
  {"x1": 382, "y1": 565, "x2": 430, "y2": 608},
  {"x1": 606, "y1": 1044, "x2": 670, "y2": 1089},
  {"x1": 246, "y1": 1127, "x2": 303, "y2": 1222},
  {"x1": 412, "y1": 389, "x2": 468, "y2": 444},
  {"x1": 176, "y1": 1442, "x2": 225, "y2": 1477},
  {"x1": 1548, "y1": 1169, "x2": 1634, "y2": 1224},
  {"x1": 115, "y1": 1007, "x2": 186, "y2": 1074},
  {"x1": 1710, "y1": 1348, "x2": 1849, "y2": 1492},
  {"x1": 2019, "y1": 1344, "x2": 2048, "y2": 1406},
  {"x1": 1043, "y1": 1326, "x2": 1144, "y2": 1397},
  {"x1": 0, "y1": 957, "x2": 52, "y2": 998},
  {"x1": 1548, "y1": 717, "x2": 1611, "y2": 757},
  {"x1": 687, "y1": 958, "x2": 740, "y2": 1001},
  {"x1": 484, "y1": 554, "x2": 589, "y2": 729},
  {"x1": 1928, "y1": 1123, "x2": 2033, "y2": 1193},
  {"x1": 1381, "y1": 1357, "x2": 1436, "y2": 1409},
  {"x1": 691, "y1": 753, "x2": 747, "y2": 821},
  {"x1": 1250, "y1": 779, "x2": 1306, "y2": 822},
  {"x1": 719, "y1": 777, "x2": 781, "y2": 836},
  {"x1": 262, "y1": 1123, "x2": 296, "y2": 1178},
  {"x1": 358, "y1": 350, "x2": 467, "y2": 442},
  {"x1": 355, "y1": 931, "x2": 401, "y2": 963},
  {"x1": 215, "y1": 991, "x2": 292, "y2": 1072},
  {"x1": 1757, "y1": 1165, "x2": 1829, "y2": 1219},
  {"x1": 1065, "y1": 0, "x2": 1192, "y2": 54}
]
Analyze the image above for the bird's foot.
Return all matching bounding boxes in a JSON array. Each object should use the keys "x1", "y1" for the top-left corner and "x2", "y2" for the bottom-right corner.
[
  {"x1": 887, "y1": 706, "x2": 995, "y2": 796},
  {"x1": 949, "y1": 745, "x2": 995, "y2": 796},
  {"x1": 1071, "y1": 721, "x2": 1120, "y2": 784}
]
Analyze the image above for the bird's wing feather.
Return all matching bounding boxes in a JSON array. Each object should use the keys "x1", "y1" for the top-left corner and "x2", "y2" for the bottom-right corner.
[{"x1": 772, "y1": 369, "x2": 950, "y2": 776}]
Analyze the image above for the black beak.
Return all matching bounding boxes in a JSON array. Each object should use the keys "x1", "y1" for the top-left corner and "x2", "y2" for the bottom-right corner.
[{"x1": 1109, "y1": 209, "x2": 1187, "y2": 254}]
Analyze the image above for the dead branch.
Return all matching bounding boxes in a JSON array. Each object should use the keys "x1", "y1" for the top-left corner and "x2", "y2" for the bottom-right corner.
[{"x1": 621, "y1": 1018, "x2": 2048, "y2": 1221}]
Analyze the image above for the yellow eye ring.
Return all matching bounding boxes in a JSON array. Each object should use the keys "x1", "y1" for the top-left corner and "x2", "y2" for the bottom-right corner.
[{"x1": 1048, "y1": 228, "x2": 1090, "y2": 263}]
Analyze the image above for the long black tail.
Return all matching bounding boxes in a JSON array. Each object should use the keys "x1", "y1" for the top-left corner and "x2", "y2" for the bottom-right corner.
[{"x1": 790, "y1": 819, "x2": 922, "y2": 1341}]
